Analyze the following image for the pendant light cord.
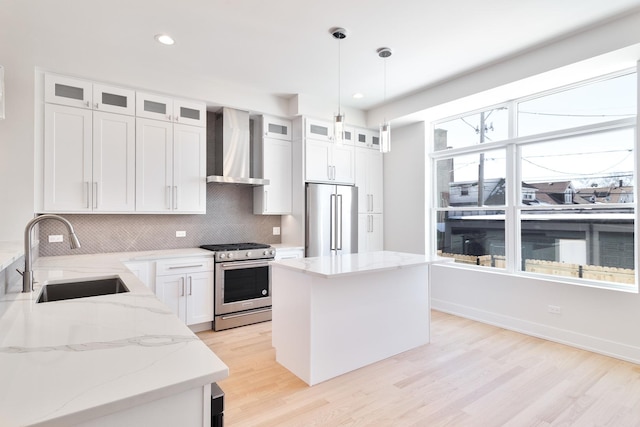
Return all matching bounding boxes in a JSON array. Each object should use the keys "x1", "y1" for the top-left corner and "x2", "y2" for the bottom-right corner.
[{"x1": 338, "y1": 37, "x2": 341, "y2": 116}]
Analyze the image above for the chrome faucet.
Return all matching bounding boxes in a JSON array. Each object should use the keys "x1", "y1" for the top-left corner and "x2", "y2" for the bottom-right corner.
[{"x1": 21, "y1": 214, "x2": 81, "y2": 292}]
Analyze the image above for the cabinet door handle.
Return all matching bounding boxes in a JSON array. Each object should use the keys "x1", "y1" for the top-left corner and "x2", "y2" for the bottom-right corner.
[
  {"x1": 85, "y1": 181, "x2": 90, "y2": 208},
  {"x1": 264, "y1": 191, "x2": 268, "y2": 212},
  {"x1": 173, "y1": 186, "x2": 178, "y2": 210},
  {"x1": 188, "y1": 276, "x2": 193, "y2": 296},
  {"x1": 166, "y1": 186, "x2": 172, "y2": 210},
  {"x1": 85, "y1": 101, "x2": 90, "y2": 108},
  {"x1": 167, "y1": 115, "x2": 172, "y2": 121},
  {"x1": 327, "y1": 165, "x2": 331, "y2": 180},
  {"x1": 94, "y1": 103, "x2": 99, "y2": 109},
  {"x1": 93, "y1": 182, "x2": 98, "y2": 209},
  {"x1": 180, "y1": 277, "x2": 185, "y2": 296}
]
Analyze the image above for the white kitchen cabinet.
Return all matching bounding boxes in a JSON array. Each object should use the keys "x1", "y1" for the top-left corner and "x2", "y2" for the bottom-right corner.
[
  {"x1": 136, "y1": 118, "x2": 206, "y2": 213},
  {"x1": 136, "y1": 92, "x2": 206, "y2": 127},
  {"x1": 275, "y1": 247, "x2": 304, "y2": 260},
  {"x1": 355, "y1": 147, "x2": 383, "y2": 214},
  {"x1": 123, "y1": 261, "x2": 151, "y2": 289},
  {"x1": 155, "y1": 257, "x2": 214, "y2": 327},
  {"x1": 304, "y1": 117, "x2": 333, "y2": 142},
  {"x1": 44, "y1": 104, "x2": 136, "y2": 212},
  {"x1": 305, "y1": 138, "x2": 355, "y2": 184},
  {"x1": 358, "y1": 213, "x2": 384, "y2": 252},
  {"x1": 45, "y1": 74, "x2": 135, "y2": 115},
  {"x1": 304, "y1": 117, "x2": 355, "y2": 184},
  {"x1": 254, "y1": 138, "x2": 292, "y2": 214},
  {"x1": 355, "y1": 128, "x2": 381, "y2": 150},
  {"x1": 263, "y1": 115, "x2": 292, "y2": 140}
]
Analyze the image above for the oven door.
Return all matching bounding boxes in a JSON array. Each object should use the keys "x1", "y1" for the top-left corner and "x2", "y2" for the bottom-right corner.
[{"x1": 215, "y1": 259, "x2": 271, "y2": 315}]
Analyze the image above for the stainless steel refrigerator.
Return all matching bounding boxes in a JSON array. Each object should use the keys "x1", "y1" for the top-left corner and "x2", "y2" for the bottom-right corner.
[{"x1": 306, "y1": 183, "x2": 358, "y2": 257}]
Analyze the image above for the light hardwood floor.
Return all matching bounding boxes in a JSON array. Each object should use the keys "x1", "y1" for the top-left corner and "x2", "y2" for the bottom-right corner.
[{"x1": 197, "y1": 311, "x2": 640, "y2": 426}]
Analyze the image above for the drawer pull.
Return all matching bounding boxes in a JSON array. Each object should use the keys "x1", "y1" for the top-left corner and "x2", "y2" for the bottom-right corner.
[{"x1": 168, "y1": 264, "x2": 204, "y2": 269}]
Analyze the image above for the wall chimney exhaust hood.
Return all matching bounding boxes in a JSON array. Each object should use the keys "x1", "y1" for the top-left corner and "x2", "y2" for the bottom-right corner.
[{"x1": 206, "y1": 107, "x2": 270, "y2": 186}]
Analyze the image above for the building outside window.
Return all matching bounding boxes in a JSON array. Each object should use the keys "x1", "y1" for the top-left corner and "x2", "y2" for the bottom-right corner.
[{"x1": 431, "y1": 70, "x2": 637, "y2": 289}]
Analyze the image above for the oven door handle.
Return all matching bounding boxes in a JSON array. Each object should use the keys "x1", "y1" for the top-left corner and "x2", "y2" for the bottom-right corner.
[
  {"x1": 220, "y1": 261, "x2": 271, "y2": 268},
  {"x1": 220, "y1": 308, "x2": 272, "y2": 320}
]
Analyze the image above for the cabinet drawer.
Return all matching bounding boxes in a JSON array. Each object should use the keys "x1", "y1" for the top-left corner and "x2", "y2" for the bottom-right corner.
[{"x1": 156, "y1": 256, "x2": 214, "y2": 275}]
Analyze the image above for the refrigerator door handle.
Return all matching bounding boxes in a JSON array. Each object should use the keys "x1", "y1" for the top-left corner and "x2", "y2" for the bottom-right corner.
[
  {"x1": 336, "y1": 194, "x2": 343, "y2": 250},
  {"x1": 330, "y1": 194, "x2": 336, "y2": 250}
]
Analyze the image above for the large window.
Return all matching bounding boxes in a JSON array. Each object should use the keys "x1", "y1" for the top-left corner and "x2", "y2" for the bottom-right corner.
[{"x1": 432, "y1": 70, "x2": 637, "y2": 289}]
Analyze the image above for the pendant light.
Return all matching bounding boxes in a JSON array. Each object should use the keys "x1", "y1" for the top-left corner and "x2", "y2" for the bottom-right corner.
[
  {"x1": 377, "y1": 47, "x2": 392, "y2": 153},
  {"x1": 330, "y1": 27, "x2": 347, "y2": 144}
]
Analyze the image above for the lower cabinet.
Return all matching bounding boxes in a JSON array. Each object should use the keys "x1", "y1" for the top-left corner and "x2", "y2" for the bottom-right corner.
[
  {"x1": 155, "y1": 257, "x2": 214, "y2": 326},
  {"x1": 274, "y1": 246, "x2": 305, "y2": 260},
  {"x1": 358, "y1": 213, "x2": 384, "y2": 252},
  {"x1": 123, "y1": 261, "x2": 152, "y2": 289}
]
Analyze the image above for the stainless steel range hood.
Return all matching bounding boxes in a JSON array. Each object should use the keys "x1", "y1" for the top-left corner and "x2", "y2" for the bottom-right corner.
[{"x1": 206, "y1": 107, "x2": 270, "y2": 186}]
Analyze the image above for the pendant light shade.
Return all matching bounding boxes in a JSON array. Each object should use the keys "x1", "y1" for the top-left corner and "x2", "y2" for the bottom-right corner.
[
  {"x1": 380, "y1": 122, "x2": 391, "y2": 153},
  {"x1": 377, "y1": 47, "x2": 392, "y2": 153},
  {"x1": 334, "y1": 113, "x2": 345, "y2": 144},
  {"x1": 331, "y1": 27, "x2": 347, "y2": 145}
]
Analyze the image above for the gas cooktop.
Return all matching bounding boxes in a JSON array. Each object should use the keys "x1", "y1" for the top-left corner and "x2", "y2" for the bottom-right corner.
[
  {"x1": 200, "y1": 242, "x2": 271, "y2": 252},
  {"x1": 200, "y1": 242, "x2": 275, "y2": 261}
]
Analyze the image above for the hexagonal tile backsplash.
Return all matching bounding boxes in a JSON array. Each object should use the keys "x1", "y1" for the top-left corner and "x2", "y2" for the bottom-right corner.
[{"x1": 39, "y1": 184, "x2": 281, "y2": 257}]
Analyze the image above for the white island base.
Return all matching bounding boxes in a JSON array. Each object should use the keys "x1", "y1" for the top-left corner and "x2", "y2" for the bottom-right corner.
[{"x1": 272, "y1": 251, "x2": 430, "y2": 386}]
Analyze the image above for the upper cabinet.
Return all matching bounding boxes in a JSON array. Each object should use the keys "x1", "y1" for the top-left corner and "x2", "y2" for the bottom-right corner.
[
  {"x1": 136, "y1": 92, "x2": 206, "y2": 127},
  {"x1": 263, "y1": 115, "x2": 292, "y2": 141},
  {"x1": 304, "y1": 118, "x2": 355, "y2": 185},
  {"x1": 135, "y1": 119, "x2": 206, "y2": 213},
  {"x1": 253, "y1": 115, "x2": 293, "y2": 215},
  {"x1": 43, "y1": 76, "x2": 136, "y2": 212},
  {"x1": 42, "y1": 73, "x2": 206, "y2": 214},
  {"x1": 355, "y1": 128, "x2": 380, "y2": 150},
  {"x1": 45, "y1": 74, "x2": 135, "y2": 115}
]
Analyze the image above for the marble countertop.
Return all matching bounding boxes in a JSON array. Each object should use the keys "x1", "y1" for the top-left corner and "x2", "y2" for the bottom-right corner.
[
  {"x1": 0, "y1": 240, "x2": 25, "y2": 271},
  {"x1": 0, "y1": 248, "x2": 227, "y2": 427},
  {"x1": 271, "y1": 251, "x2": 436, "y2": 278}
]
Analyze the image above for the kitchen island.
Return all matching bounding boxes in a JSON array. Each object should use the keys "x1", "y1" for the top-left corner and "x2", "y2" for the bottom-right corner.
[
  {"x1": 271, "y1": 251, "x2": 431, "y2": 386},
  {"x1": 0, "y1": 249, "x2": 227, "y2": 427}
]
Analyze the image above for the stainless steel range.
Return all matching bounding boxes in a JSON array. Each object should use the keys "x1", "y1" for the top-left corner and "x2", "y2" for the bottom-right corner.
[{"x1": 200, "y1": 243, "x2": 275, "y2": 331}]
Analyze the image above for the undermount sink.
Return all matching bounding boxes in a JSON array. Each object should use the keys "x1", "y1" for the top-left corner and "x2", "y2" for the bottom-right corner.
[{"x1": 37, "y1": 277, "x2": 129, "y2": 303}]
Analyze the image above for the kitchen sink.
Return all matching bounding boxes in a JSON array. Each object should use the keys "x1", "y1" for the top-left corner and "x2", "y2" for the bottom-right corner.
[{"x1": 37, "y1": 277, "x2": 129, "y2": 303}]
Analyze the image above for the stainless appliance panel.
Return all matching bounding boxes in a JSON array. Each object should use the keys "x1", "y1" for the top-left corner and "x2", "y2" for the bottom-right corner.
[
  {"x1": 306, "y1": 183, "x2": 358, "y2": 257},
  {"x1": 214, "y1": 258, "x2": 271, "y2": 316}
]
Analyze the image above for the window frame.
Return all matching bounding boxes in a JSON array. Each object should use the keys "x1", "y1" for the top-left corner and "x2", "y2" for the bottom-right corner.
[{"x1": 430, "y1": 69, "x2": 638, "y2": 292}]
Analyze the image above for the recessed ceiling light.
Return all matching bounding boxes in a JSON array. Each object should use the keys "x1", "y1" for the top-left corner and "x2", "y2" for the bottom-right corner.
[
  {"x1": 352, "y1": 93, "x2": 364, "y2": 99},
  {"x1": 155, "y1": 34, "x2": 175, "y2": 46}
]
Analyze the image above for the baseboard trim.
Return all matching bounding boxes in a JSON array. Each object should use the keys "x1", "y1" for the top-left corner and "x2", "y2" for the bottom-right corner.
[{"x1": 431, "y1": 298, "x2": 640, "y2": 365}]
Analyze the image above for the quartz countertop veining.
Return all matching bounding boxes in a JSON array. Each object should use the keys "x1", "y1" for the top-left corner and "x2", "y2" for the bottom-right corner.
[
  {"x1": 0, "y1": 248, "x2": 227, "y2": 427},
  {"x1": 271, "y1": 251, "x2": 438, "y2": 278},
  {"x1": 0, "y1": 240, "x2": 26, "y2": 271}
]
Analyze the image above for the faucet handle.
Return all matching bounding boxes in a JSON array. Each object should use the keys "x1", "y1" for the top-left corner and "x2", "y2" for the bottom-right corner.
[{"x1": 16, "y1": 269, "x2": 23, "y2": 277}]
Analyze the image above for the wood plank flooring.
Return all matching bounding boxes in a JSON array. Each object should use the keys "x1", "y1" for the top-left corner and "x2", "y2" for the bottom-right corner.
[{"x1": 197, "y1": 311, "x2": 640, "y2": 426}]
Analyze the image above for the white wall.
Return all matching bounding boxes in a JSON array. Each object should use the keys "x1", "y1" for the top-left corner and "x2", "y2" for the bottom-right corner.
[{"x1": 383, "y1": 122, "x2": 426, "y2": 254}]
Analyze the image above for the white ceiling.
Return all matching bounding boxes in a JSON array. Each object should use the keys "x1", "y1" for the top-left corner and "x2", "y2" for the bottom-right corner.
[{"x1": 6, "y1": 0, "x2": 640, "y2": 113}]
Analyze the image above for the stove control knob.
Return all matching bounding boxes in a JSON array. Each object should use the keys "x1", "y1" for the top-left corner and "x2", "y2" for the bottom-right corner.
[
  {"x1": 219, "y1": 253, "x2": 226, "y2": 259},
  {"x1": 227, "y1": 252, "x2": 234, "y2": 259},
  {"x1": 246, "y1": 251, "x2": 252, "y2": 257},
  {"x1": 263, "y1": 250, "x2": 269, "y2": 256}
]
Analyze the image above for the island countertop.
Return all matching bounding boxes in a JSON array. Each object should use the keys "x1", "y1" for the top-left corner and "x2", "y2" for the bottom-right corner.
[
  {"x1": 271, "y1": 250, "x2": 436, "y2": 278},
  {"x1": 0, "y1": 249, "x2": 227, "y2": 427}
]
